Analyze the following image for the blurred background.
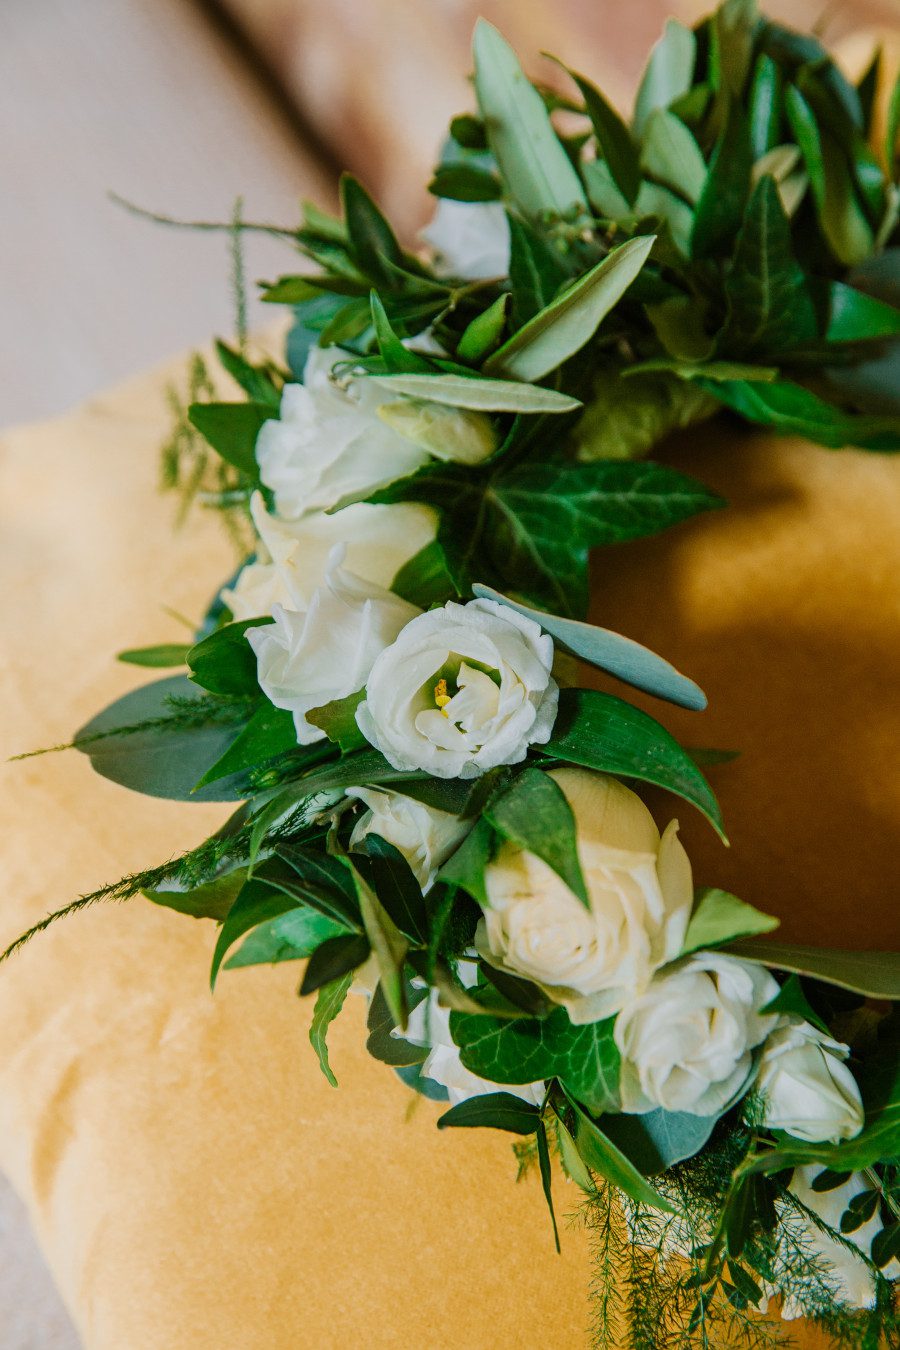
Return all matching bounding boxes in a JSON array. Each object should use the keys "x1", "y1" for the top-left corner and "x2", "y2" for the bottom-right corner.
[{"x1": 0, "y1": 1, "x2": 897, "y2": 1345}]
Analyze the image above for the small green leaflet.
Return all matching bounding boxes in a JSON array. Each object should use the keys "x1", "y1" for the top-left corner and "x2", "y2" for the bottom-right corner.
[
  {"x1": 729, "y1": 942, "x2": 900, "y2": 1000},
  {"x1": 484, "y1": 767, "x2": 589, "y2": 906},
  {"x1": 541, "y1": 688, "x2": 726, "y2": 838},
  {"x1": 215, "y1": 339, "x2": 282, "y2": 408},
  {"x1": 305, "y1": 689, "x2": 367, "y2": 752},
  {"x1": 633, "y1": 19, "x2": 697, "y2": 135},
  {"x1": 309, "y1": 971, "x2": 353, "y2": 1087},
  {"x1": 681, "y1": 888, "x2": 780, "y2": 956},
  {"x1": 484, "y1": 236, "x2": 655, "y2": 382},
  {"x1": 761, "y1": 974, "x2": 829, "y2": 1035},
  {"x1": 438, "y1": 818, "x2": 494, "y2": 907},
  {"x1": 472, "y1": 20, "x2": 587, "y2": 222},
  {"x1": 117, "y1": 644, "x2": 191, "y2": 668},
  {"x1": 187, "y1": 402, "x2": 273, "y2": 477},
  {"x1": 473, "y1": 584, "x2": 706, "y2": 710},
  {"x1": 428, "y1": 163, "x2": 502, "y2": 203},
  {"x1": 437, "y1": 1092, "x2": 541, "y2": 1134},
  {"x1": 367, "y1": 372, "x2": 580, "y2": 414}
]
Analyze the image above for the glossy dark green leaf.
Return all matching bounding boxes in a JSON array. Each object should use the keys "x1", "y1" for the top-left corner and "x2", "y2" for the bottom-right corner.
[
  {"x1": 507, "y1": 214, "x2": 572, "y2": 326},
  {"x1": 193, "y1": 702, "x2": 298, "y2": 788},
  {"x1": 536, "y1": 1119, "x2": 561, "y2": 1253},
  {"x1": 560, "y1": 1086, "x2": 676, "y2": 1210},
  {"x1": 691, "y1": 103, "x2": 753, "y2": 259},
  {"x1": 273, "y1": 847, "x2": 361, "y2": 930},
  {"x1": 484, "y1": 766, "x2": 588, "y2": 906},
  {"x1": 365, "y1": 982, "x2": 428, "y2": 1067},
  {"x1": 473, "y1": 584, "x2": 706, "y2": 710},
  {"x1": 225, "y1": 905, "x2": 349, "y2": 969},
  {"x1": 390, "y1": 539, "x2": 456, "y2": 608},
  {"x1": 308, "y1": 972, "x2": 353, "y2": 1086},
  {"x1": 760, "y1": 973, "x2": 830, "y2": 1035},
  {"x1": 187, "y1": 402, "x2": 273, "y2": 477},
  {"x1": 340, "y1": 173, "x2": 408, "y2": 290},
  {"x1": 188, "y1": 619, "x2": 268, "y2": 697},
  {"x1": 305, "y1": 689, "x2": 367, "y2": 752},
  {"x1": 701, "y1": 377, "x2": 900, "y2": 450},
  {"x1": 352, "y1": 834, "x2": 429, "y2": 945},
  {"x1": 682, "y1": 887, "x2": 779, "y2": 955},
  {"x1": 352, "y1": 861, "x2": 409, "y2": 1029},
  {"x1": 564, "y1": 65, "x2": 641, "y2": 205},
  {"x1": 541, "y1": 688, "x2": 725, "y2": 838},
  {"x1": 438, "y1": 818, "x2": 494, "y2": 907},
  {"x1": 785, "y1": 85, "x2": 874, "y2": 266},
  {"x1": 117, "y1": 643, "x2": 191, "y2": 668},
  {"x1": 437, "y1": 1092, "x2": 541, "y2": 1134},
  {"x1": 633, "y1": 19, "x2": 697, "y2": 134},
  {"x1": 144, "y1": 867, "x2": 247, "y2": 922},
  {"x1": 299, "y1": 933, "x2": 371, "y2": 996},
  {"x1": 427, "y1": 164, "x2": 502, "y2": 202},
  {"x1": 214, "y1": 340, "x2": 282, "y2": 408},
  {"x1": 210, "y1": 877, "x2": 299, "y2": 989},
  {"x1": 826, "y1": 281, "x2": 900, "y2": 343},
  {"x1": 472, "y1": 20, "x2": 587, "y2": 220},
  {"x1": 749, "y1": 53, "x2": 782, "y2": 159},
  {"x1": 75, "y1": 676, "x2": 251, "y2": 803}
]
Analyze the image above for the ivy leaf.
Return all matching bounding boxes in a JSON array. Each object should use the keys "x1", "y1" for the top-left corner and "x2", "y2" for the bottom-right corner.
[
  {"x1": 473, "y1": 584, "x2": 706, "y2": 710},
  {"x1": 563, "y1": 64, "x2": 641, "y2": 205},
  {"x1": 437, "y1": 1092, "x2": 541, "y2": 1134},
  {"x1": 721, "y1": 175, "x2": 818, "y2": 355},
  {"x1": 193, "y1": 702, "x2": 298, "y2": 789},
  {"x1": 560, "y1": 1086, "x2": 676, "y2": 1210},
  {"x1": 308, "y1": 971, "x2": 353, "y2": 1087},
  {"x1": 633, "y1": 19, "x2": 697, "y2": 135},
  {"x1": 691, "y1": 102, "x2": 753, "y2": 259},
  {"x1": 117, "y1": 643, "x2": 191, "y2": 668},
  {"x1": 701, "y1": 377, "x2": 900, "y2": 450},
  {"x1": 484, "y1": 236, "x2": 655, "y2": 382},
  {"x1": 682, "y1": 887, "x2": 780, "y2": 956},
  {"x1": 541, "y1": 688, "x2": 726, "y2": 838},
  {"x1": 187, "y1": 402, "x2": 273, "y2": 477},
  {"x1": 472, "y1": 20, "x2": 587, "y2": 221},
  {"x1": 484, "y1": 766, "x2": 589, "y2": 906},
  {"x1": 225, "y1": 906, "x2": 349, "y2": 969},
  {"x1": 728, "y1": 942, "x2": 900, "y2": 999}
]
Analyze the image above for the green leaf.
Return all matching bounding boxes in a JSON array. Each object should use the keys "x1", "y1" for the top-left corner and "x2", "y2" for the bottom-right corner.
[
  {"x1": 438, "y1": 817, "x2": 494, "y2": 907},
  {"x1": 449, "y1": 113, "x2": 488, "y2": 150},
  {"x1": 640, "y1": 109, "x2": 707, "y2": 204},
  {"x1": 560, "y1": 1086, "x2": 676, "y2": 1210},
  {"x1": 187, "y1": 620, "x2": 267, "y2": 698},
  {"x1": 367, "y1": 372, "x2": 580, "y2": 414},
  {"x1": 633, "y1": 19, "x2": 697, "y2": 135},
  {"x1": 553, "y1": 1109, "x2": 596, "y2": 1192},
  {"x1": 760, "y1": 973, "x2": 830, "y2": 1035},
  {"x1": 484, "y1": 766, "x2": 589, "y2": 906},
  {"x1": 886, "y1": 71, "x2": 900, "y2": 176},
  {"x1": 536, "y1": 1119, "x2": 561, "y2": 1253},
  {"x1": 681, "y1": 887, "x2": 779, "y2": 955},
  {"x1": 507, "y1": 213, "x2": 572, "y2": 326},
  {"x1": 305, "y1": 689, "x2": 367, "y2": 752},
  {"x1": 273, "y1": 847, "x2": 362, "y2": 930},
  {"x1": 450, "y1": 1005, "x2": 621, "y2": 1114},
  {"x1": 377, "y1": 399, "x2": 499, "y2": 466},
  {"x1": 187, "y1": 402, "x2": 273, "y2": 477},
  {"x1": 786, "y1": 85, "x2": 874, "y2": 266},
  {"x1": 629, "y1": 359, "x2": 777, "y2": 383},
  {"x1": 225, "y1": 906, "x2": 349, "y2": 969},
  {"x1": 437, "y1": 1092, "x2": 541, "y2": 1134},
  {"x1": 473, "y1": 584, "x2": 706, "y2": 710},
  {"x1": 728, "y1": 942, "x2": 900, "y2": 999},
  {"x1": 340, "y1": 174, "x2": 408, "y2": 290},
  {"x1": 826, "y1": 281, "x2": 900, "y2": 343},
  {"x1": 721, "y1": 175, "x2": 818, "y2": 355},
  {"x1": 144, "y1": 867, "x2": 247, "y2": 922},
  {"x1": 634, "y1": 182, "x2": 694, "y2": 257},
  {"x1": 701, "y1": 377, "x2": 900, "y2": 451},
  {"x1": 390, "y1": 539, "x2": 456, "y2": 608},
  {"x1": 214, "y1": 340, "x2": 282, "y2": 408},
  {"x1": 691, "y1": 103, "x2": 753, "y2": 259},
  {"x1": 472, "y1": 20, "x2": 587, "y2": 221},
  {"x1": 541, "y1": 688, "x2": 726, "y2": 838},
  {"x1": 564, "y1": 65, "x2": 641, "y2": 205},
  {"x1": 369, "y1": 293, "x2": 432, "y2": 374},
  {"x1": 484, "y1": 237, "x2": 655, "y2": 382},
  {"x1": 365, "y1": 982, "x2": 428, "y2": 1066},
  {"x1": 75, "y1": 676, "x2": 251, "y2": 803},
  {"x1": 309, "y1": 972, "x2": 353, "y2": 1087},
  {"x1": 428, "y1": 164, "x2": 502, "y2": 203},
  {"x1": 352, "y1": 834, "x2": 429, "y2": 945},
  {"x1": 117, "y1": 643, "x2": 191, "y2": 668},
  {"x1": 352, "y1": 862, "x2": 409, "y2": 1029},
  {"x1": 595, "y1": 1106, "x2": 719, "y2": 1173},
  {"x1": 749, "y1": 54, "x2": 782, "y2": 159},
  {"x1": 572, "y1": 367, "x2": 717, "y2": 462},
  {"x1": 709, "y1": 0, "x2": 759, "y2": 102},
  {"x1": 457, "y1": 295, "x2": 509, "y2": 364},
  {"x1": 193, "y1": 702, "x2": 298, "y2": 789},
  {"x1": 299, "y1": 933, "x2": 370, "y2": 995},
  {"x1": 210, "y1": 877, "x2": 299, "y2": 989}
]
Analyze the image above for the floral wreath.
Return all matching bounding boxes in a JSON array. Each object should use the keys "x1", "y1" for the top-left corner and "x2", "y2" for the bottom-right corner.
[{"x1": 10, "y1": 2, "x2": 900, "y2": 1345}]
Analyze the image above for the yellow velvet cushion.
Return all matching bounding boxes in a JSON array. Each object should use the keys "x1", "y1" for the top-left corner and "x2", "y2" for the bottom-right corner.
[{"x1": 1, "y1": 355, "x2": 896, "y2": 1347}]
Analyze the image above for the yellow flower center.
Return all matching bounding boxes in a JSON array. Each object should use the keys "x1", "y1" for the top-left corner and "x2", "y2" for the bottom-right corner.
[{"x1": 434, "y1": 677, "x2": 452, "y2": 716}]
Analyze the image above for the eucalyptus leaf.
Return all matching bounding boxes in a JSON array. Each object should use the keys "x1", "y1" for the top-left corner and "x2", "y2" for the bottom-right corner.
[
  {"x1": 484, "y1": 236, "x2": 655, "y2": 382},
  {"x1": 308, "y1": 972, "x2": 353, "y2": 1087},
  {"x1": 437, "y1": 1092, "x2": 541, "y2": 1134},
  {"x1": 681, "y1": 887, "x2": 780, "y2": 956},
  {"x1": 728, "y1": 941, "x2": 900, "y2": 999},
  {"x1": 484, "y1": 767, "x2": 589, "y2": 906},
  {"x1": 472, "y1": 584, "x2": 706, "y2": 710},
  {"x1": 541, "y1": 688, "x2": 725, "y2": 838},
  {"x1": 596, "y1": 1106, "x2": 720, "y2": 1173},
  {"x1": 472, "y1": 20, "x2": 587, "y2": 221},
  {"x1": 367, "y1": 372, "x2": 580, "y2": 414}
]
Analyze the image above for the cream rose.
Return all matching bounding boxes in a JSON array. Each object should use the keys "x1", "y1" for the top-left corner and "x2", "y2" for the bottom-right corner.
[
  {"x1": 758, "y1": 1019, "x2": 864, "y2": 1143},
  {"x1": 255, "y1": 345, "x2": 430, "y2": 518},
  {"x1": 222, "y1": 491, "x2": 436, "y2": 622},
  {"x1": 348, "y1": 787, "x2": 471, "y2": 888},
  {"x1": 421, "y1": 199, "x2": 511, "y2": 280},
  {"x1": 356, "y1": 598, "x2": 558, "y2": 779},
  {"x1": 246, "y1": 550, "x2": 420, "y2": 744},
  {"x1": 477, "y1": 769, "x2": 693, "y2": 1023},
  {"x1": 616, "y1": 952, "x2": 779, "y2": 1116}
]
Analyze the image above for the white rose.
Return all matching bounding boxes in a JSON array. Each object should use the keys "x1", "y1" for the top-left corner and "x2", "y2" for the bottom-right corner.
[
  {"x1": 246, "y1": 550, "x2": 420, "y2": 744},
  {"x1": 780, "y1": 1168, "x2": 900, "y2": 1318},
  {"x1": 404, "y1": 962, "x2": 544, "y2": 1107},
  {"x1": 348, "y1": 787, "x2": 471, "y2": 888},
  {"x1": 477, "y1": 769, "x2": 694, "y2": 1023},
  {"x1": 616, "y1": 953, "x2": 779, "y2": 1116},
  {"x1": 355, "y1": 598, "x2": 558, "y2": 779},
  {"x1": 758, "y1": 1019, "x2": 864, "y2": 1144},
  {"x1": 421, "y1": 199, "x2": 511, "y2": 280},
  {"x1": 222, "y1": 491, "x2": 436, "y2": 622},
  {"x1": 256, "y1": 345, "x2": 430, "y2": 518}
]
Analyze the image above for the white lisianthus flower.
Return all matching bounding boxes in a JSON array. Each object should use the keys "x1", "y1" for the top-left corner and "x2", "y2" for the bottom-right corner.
[
  {"x1": 780, "y1": 1168, "x2": 900, "y2": 1318},
  {"x1": 222, "y1": 491, "x2": 436, "y2": 622},
  {"x1": 245, "y1": 549, "x2": 420, "y2": 744},
  {"x1": 256, "y1": 346, "x2": 431, "y2": 518},
  {"x1": 403, "y1": 962, "x2": 544, "y2": 1107},
  {"x1": 421, "y1": 199, "x2": 511, "y2": 280},
  {"x1": 758, "y1": 1019, "x2": 864, "y2": 1143},
  {"x1": 355, "y1": 598, "x2": 558, "y2": 779},
  {"x1": 348, "y1": 787, "x2": 471, "y2": 888},
  {"x1": 477, "y1": 769, "x2": 694, "y2": 1023},
  {"x1": 615, "y1": 953, "x2": 779, "y2": 1116}
]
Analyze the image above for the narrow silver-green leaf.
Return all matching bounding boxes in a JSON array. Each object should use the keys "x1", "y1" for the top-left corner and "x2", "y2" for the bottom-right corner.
[
  {"x1": 473, "y1": 20, "x2": 587, "y2": 220},
  {"x1": 729, "y1": 942, "x2": 900, "y2": 1000},
  {"x1": 681, "y1": 888, "x2": 780, "y2": 957},
  {"x1": 367, "y1": 373, "x2": 580, "y2": 414},
  {"x1": 633, "y1": 19, "x2": 697, "y2": 134},
  {"x1": 640, "y1": 109, "x2": 707, "y2": 204},
  {"x1": 484, "y1": 236, "x2": 655, "y2": 382}
]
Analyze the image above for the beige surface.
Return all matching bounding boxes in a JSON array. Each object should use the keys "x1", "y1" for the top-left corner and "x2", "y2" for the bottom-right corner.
[{"x1": 2, "y1": 352, "x2": 896, "y2": 1346}]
